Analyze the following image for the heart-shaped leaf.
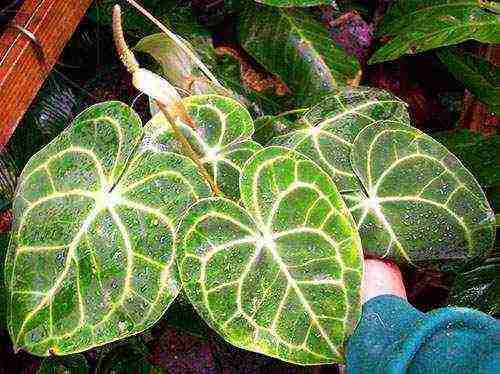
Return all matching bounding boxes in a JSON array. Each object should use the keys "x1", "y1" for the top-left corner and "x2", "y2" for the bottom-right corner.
[
  {"x1": 271, "y1": 87, "x2": 410, "y2": 192},
  {"x1": 6, "y1": 102, "x2": 211, "y2": 356},
  {"x1": 144, "y1": 95, "x2": 263, "y2": 200},
  {"x1": 370, "y1": 0, "x2": 500, "y2": 64},
  {"x1": 238, "y1": 5, "x2": 361, "y2": 107},
  {"x1": 272, "y1": 89, "x2": 495, "y2": 269},
  {"x1": 177, "y1": 146, "x2": 363, "y2": 364},
  {"x1": 349, "y1": 122, "x2": 495, "y2": 269},
  {"x1": 437, "y1": 48, "x2": 500, "y2": 114}
]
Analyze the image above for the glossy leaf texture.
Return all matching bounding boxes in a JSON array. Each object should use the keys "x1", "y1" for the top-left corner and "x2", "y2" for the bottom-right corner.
[
  {"x1": 238, "y1": 4, "x2": 361, "y2": 107},
  {"x1": 177, "y1": 146, "x2": 363, "y2": 364},
  {"x1": 255, "y1": 0, "x2": 330, "y2": 7},
  {"x1": 253, "y1": 110, "x2": 308, "y2": 145},
  {"x1": 370, "y1": 0, "x2": 500, "y2": 64},
  {"x1": 437, "y1": 48, "x2": 499, "y2": 113},
  {"x1": 433, "y1": 130, "x2": 500, "y2": 210},
  {"x1": 143, "y1": 95, "x2": 262, "y2": 200},
  {"x1": 6, "y1": 102, "x2": 211, "y2": 356},
  {"x1": 270, "y1": 87, "x2": 410, "y2": 192},
  {"x1": 272, "y1": 88, "x2": 495, "y2": 269},
  {"x1": 448, "y1": 256, "x2": 499, "y2": 317},
  {"x1": 349, "y1": 122, "x2": 495, "y2": 269}
]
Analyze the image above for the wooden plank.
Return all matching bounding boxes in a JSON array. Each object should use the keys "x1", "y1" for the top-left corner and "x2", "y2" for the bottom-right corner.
[{"x1": 0, "y1": 0, "x2": 93, "y2": 149}]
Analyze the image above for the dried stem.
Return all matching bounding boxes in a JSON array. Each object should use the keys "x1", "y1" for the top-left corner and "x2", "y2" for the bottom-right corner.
[
  {"x1": 112, "y1": 5, "x2": 139, "y2": 74},
  {"x1": 112, "y1": 4, "x2": 220, "y2": 195}
]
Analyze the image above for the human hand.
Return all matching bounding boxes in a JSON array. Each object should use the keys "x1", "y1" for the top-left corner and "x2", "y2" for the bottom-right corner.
[{"x1": 361, "y1": 258, "x2": 407, "y2": 304}]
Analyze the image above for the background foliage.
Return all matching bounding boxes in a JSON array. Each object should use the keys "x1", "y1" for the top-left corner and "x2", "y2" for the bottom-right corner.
[{"x1": 0, "y1": 0, "x2": 498, "y2": 372}]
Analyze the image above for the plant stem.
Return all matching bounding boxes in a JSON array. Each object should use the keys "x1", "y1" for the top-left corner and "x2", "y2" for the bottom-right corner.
[
  {"x1": 112, "y1": 5, "x2": 221, "y2": 195},
  {"x1": 274, "y1": 108, "x2": 308, "y2": 118},
  {"x1": 157, "y1": 101, "x2": 221, "y2": 195}
]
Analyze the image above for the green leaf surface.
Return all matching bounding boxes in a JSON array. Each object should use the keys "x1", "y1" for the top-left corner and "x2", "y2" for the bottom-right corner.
[
  {"x1": 432, "y1": 130, "x2": 500, "y2": 189},
  {"x1": 349, "y1": 122, "x2": 495, "y2": 269},
  {"x1": 238, "y1": 5, "x2": 361, "y2": 107},
  {"x1": 94, "y1": 336, "x2": 167, "y2": 374},
  {"x1": 370, "y1": 0, "x2": 500, "y2": 64},
  {"x1": 270, "y1": 87, "x2": 410, "y2": 192},
  {"x1": 448, "y1": 256, "x2": 499, "y2": 317},
  {"x1": 0, "y1": 232, "x2": 10, "y2": 329},
  {"x1": 253, "y1": 109, "x2": 308, "y2": 145},
  {"x1": 6, "y1": 102, "x2": 211, "y2": 356},
  {"x1": 144, "y1": 95, "x2": 262, "y2": 199},
  {"x1": 177, "y1": 146, "x2": 363, "y2": 364},
  {"x1": 272, "y1": 88, "x2": 495, "y2": 269},
  {"x1": 437, "y1": 48, "x2": 500, "y2": 113},
  {"x1": 88, "y1": 0, "x2": 184, "y2": 38},
  {"x1": 255, "y1": 0, "x2": 330, "y2": 7},
  {"x1": 432, "y1": 130, "x2": 500, "y2": 212},
  {"x1": 37, "y1": 354, "x2": 89, "y2": 374}
]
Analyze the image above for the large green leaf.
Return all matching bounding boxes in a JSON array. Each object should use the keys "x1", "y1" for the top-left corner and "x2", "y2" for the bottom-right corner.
[
  {"x1": 6, "y1": 102, "x2": 211, "y2": 356},
  {"x1": 349, "y1": 122, "x2": 495, "y2": 269},
  {"x1": 238, "y1": 5, "x2": 361, "y2": 107},
  {"x1": 272, "y1": 89, "x2": 495, "y2": 269},
  {"x1": 270, "y1": 87, "x2": 410, "y2": 192},
  {"x1": 370, "y1": 0, "x2": 500, "y2": 64},
  {"x1": 437, "y1": 48, "x2": 500, "y2": 113},
  {"x1": 144, "y1": 95, "x2": 262, "y2": 200},
  {"x1": 177, "y1": 146, "x2": 363, "y2": 364}
]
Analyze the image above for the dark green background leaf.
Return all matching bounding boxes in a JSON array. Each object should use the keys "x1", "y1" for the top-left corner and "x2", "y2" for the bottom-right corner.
[
  {"x1": 433, "y1": 130, "x2": 500, "y2": 190},
  {"x1": 437, "y1": 48, "x2": 499, "y2": 113},
  {"x1": 37, "y1": 354, "x2": 89, "y2": 374},
  {"x1": 253, "y1": 109, "x2": 308, "y2": 145},
  {"x1": 239, "y1": 4, "x2": 361, "y2": 107},
  {"x1": 370, "y1": 0, "x2": 500, "y2": 64},
  {"x1": 0, "y1": 232, "x2": 10, "y2": 329},
  {"x1": 433, "y1": 130, "x2": 500, "y2": 211},
  {"x1": 448, "y1": 257, "x2": 499, "y2": 317}
]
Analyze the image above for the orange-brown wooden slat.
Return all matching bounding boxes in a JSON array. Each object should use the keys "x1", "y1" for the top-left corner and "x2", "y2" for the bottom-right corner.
[{"x1": 0, "y1": 0, "x2": 93, "y2": 149}]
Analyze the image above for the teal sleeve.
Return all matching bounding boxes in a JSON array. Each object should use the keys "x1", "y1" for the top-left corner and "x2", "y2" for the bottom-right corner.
[{"x1": 346, "y1": 295, "x2": 500, "y2": 373}]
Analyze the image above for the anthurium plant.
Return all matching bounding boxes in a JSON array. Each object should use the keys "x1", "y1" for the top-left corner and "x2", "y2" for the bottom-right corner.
[{"x1": 3, "y1": 1, "x2": 496, "y2": 367}]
